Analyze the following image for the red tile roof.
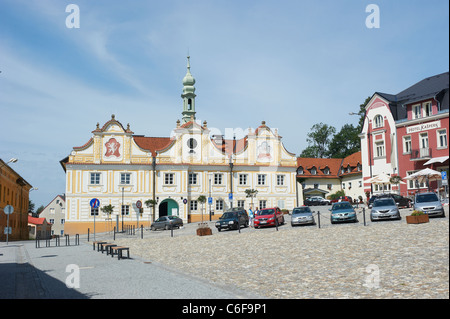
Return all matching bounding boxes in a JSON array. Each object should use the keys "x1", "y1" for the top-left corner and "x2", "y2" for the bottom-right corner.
[
  {"x1": 28, "y1": 216, "x2": 47, "y2": 225},
  {"x1": 297, "y1": 151, "x2": 362, "y2": 178},
  {"x1": 133, "y1": 136, "x2": 174, "y2": 156}
]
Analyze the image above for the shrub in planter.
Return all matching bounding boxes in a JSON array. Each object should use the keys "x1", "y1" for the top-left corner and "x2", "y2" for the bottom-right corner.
[{"x1": 406, "y1": 210, "x2": 429, "y2": 224}]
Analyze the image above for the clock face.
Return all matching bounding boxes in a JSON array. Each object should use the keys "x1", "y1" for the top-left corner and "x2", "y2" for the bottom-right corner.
[{"x1": 187, "y1": 138, "x2": 197, "y2": 149}]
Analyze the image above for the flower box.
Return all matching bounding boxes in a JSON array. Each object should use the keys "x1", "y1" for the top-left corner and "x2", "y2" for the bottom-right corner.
[
  {"x1": 406, "y1": 214, "x2": 429, "y2": 224},
  {"x1": 196, "y1": 223, "x2": 212, "y2": 236}
]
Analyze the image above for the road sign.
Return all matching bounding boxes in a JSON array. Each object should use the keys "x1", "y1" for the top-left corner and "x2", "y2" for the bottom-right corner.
[
  {"x1": 183, "y1": 199, "x2": 188, "y2": 204},
  {"x1": 89, "y1": 198, "x2": 100, "y2": 209},
  {"x1": 3, "y1": 205, "x2": 14, "y2": 215},
  {"x1": 228, "y1": 193, "x2": 233, "y2": 200},
  {"x1": 208, "y1": 197, "x2": 212, "y2": 204},
  {"x1": 136, "y1": 200, "x2": 142, "y2": 209},
  {"x1": 442, "y1": 171, "x2": 447, "y2": 180},
  {"x1": 4, "y1": 227, "x2": 11, "y2": 235}
]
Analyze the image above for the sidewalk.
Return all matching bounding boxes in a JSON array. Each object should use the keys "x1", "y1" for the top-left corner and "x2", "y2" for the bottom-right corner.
[{"x1": 0, "y1": 238, "x2": 253, "y2": 299}]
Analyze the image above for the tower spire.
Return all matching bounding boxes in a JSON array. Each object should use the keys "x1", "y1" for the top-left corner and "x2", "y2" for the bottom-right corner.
[{"x1": 181, "y1": 55, "x2": 197, "y2": 124}]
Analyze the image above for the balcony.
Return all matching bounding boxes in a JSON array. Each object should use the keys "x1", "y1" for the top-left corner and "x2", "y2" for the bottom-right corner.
[{"x1": 411, "y1": 147, "x2": 432, "y2": 161}]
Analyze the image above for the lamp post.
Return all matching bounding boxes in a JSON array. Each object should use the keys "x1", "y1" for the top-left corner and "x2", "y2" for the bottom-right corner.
[
  {"x1": 209, "y1": 173, "x2": 212, "y2": 221},
  {"x1": 229, "y1": 156, "x2": 234, "y2": 209}
]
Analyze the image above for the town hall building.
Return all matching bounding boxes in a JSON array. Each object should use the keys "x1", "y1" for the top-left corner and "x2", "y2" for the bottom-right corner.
[{"x1": 60, "y1": 57, "x2": 300, "y2": 234}]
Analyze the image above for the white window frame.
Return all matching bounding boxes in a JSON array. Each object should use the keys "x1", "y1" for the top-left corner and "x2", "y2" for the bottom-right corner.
[
  {"x1": 90, "y1": 172, "x2": 101, "y2": 185},
  {"x1": 277, "y1": 175, "x2": 285, "y2": 186},
  {"x1": 375, "y1": 140, "x2": 385, "y2": 158},
  {"x1": 188, "y1": 173, "x2": 197, "y2": 185},
  {"x1": 412, "y1": 104, "x2": 422, "y2": 119},
  {"x1": 437, "y1": 129, "x2": 448, "y2": 149},
  {"x1": 259, "y1": 200, "x2": 267, "y2": 209},
  {"x1": 120, "y1": 173, "x2": 131, "y2": 185},
  {"x1": 237, "y1": 200, "x2": 245, "y2": 208},
  {"x1": 239, "y1": 174, "x2": 248, "y2": 185},
  {"x1": 423, "y1": 102, "x2": 432, "y2": 117},
  {"x1": 190, "y1": 200, "x2": 198, "y2": 211},
  {"x1": 215, "y1": 199, "x2": 224, "y2": 211},
  {"x1": 121, "y1": 205, "x2": 130, "y2": 215},
  {"x1": 257, "y1": 174, "x2": 266, "y2": 186},
  {"x1": 214, "y1": 173, "x2": 223, "y2": 185},
  {"x1": 403, "y1": 135, "x2": 412, "y2": 154},
  {"x1": 164, "y1": 173, "x2": 174, "y2": 185},
  {"x1": 374, "y1": 114, "x2": 384, "y2": 128}
]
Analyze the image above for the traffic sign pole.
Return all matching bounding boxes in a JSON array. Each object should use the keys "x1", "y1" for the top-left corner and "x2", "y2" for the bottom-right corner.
[
  {"x1": 4, "y1": 205, "x2": 14, "y2": 245},
  {"x1": 90, "y1": 198, "x2": 100, "y2": 241}
]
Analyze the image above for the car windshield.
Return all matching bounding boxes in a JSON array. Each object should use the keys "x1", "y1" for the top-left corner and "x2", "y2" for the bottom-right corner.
[
  {"x1": 332, "y1": 202, "x2": 352, "y2": 210},
  {"x1": 373, "y1": 199, "x2": 395, "y2": 207},
  {"x1": 292, "y1": 207, "x2": 311, "y2": 214},
  {"x1": 220, "y1": 212, "x2": 237, "y2": 219},
  {"x1": 416, "y1": 193, "x2": 439, "y2": 203},
  {"x1": 167, "y1": 216, "x2": 178, "y2": 220},
  {"x1": 257, "y1": 209, "x2": 275, "y2": 216}
]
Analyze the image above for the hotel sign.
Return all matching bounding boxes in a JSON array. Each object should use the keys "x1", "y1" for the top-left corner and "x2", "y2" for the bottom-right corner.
[{"x1": 406, "y1": 120, "x2": 441, "y2": 134}]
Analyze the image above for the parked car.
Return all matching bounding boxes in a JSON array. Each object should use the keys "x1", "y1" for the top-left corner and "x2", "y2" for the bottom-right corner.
[
  {"x1": 305, "y1": 196, "x2": 330, "y2": 206},
  {"x1": 151, "y1": 215, "x2": 183, "y2": 230},
  {"x1": 215, "y1": 208, "x2": 249, "y2": 231},
  {"x1": 330, "y1": 201, "x2": 358, "y2": 224},
  {"x1": 291, "y1": 206, "x2": 315, "y2": 226},
  {"x1": 254, "y1": 207, "x2": 285, "y2": 228},
  {"x1": 414, "y1": 192, "x2": 445, "y2": 218},
  {"x1": 370, "y1": 198, "x2": 401, "y2": 221},
  {"x1": 330, "y1": 196, "x2": 353, "y2": 204},
  {"x1": 368, "y1": 194, "x2": 412, "y2": 208}
]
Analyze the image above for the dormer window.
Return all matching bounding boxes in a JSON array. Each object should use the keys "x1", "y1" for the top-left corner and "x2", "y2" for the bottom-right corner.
[
  {"x1": 297, "y1": 167, "x2": 304, "y2": 175},
  {"x1": 310, "y1": 167, "x2": 317, "y2": 175},
  {"x1": 423, "y1": 102, "x2": 432, "y2": 117},
  {"x1": 347, "y1": 165, "x2": 351, "y2": 173},
  {"x1": 323, "y1": 167, "x2": 330, "y2": 175}
]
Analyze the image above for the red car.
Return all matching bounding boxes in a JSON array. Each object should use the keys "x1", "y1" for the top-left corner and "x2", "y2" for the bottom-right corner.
[
  {"x1": 330, "y1": 196, "x2": 353, "y2": 204},
  {"x1": 254, "y1": 207, "x2": 285, "y2": 228}
]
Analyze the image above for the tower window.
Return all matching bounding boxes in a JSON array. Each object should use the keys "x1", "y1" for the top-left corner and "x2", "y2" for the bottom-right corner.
[{"x1": 188, "y1": 99, "x2": 192, "y2": 110}]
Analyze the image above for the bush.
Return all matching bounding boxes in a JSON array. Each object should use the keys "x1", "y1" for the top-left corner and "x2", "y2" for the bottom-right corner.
[
  {"x1": 281, "y1": 209, "x2": 289, "y2": 215},
  {"x1": 411, "y1": 210, "x2": 425, "y2": 216}
]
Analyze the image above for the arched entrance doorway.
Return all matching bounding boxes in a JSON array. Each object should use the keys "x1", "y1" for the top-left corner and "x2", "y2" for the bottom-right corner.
[{"x1": 158, "y1": 199, "x2": 179, "y2": 218}]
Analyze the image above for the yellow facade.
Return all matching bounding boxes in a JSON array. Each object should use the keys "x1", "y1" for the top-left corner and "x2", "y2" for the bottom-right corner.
[{"x1": 61, "y1": 116, "x2": 300, "y2": 234}]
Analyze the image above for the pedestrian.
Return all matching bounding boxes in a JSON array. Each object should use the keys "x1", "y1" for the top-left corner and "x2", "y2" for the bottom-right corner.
[{"x1": 248, "y1": 206, "x2": 254, "y2": 227}]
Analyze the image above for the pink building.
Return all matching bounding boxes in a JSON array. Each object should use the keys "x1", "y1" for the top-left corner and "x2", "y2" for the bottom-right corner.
[{"x1": 360, "y1": 72, "x2": 448, "y2": 199}]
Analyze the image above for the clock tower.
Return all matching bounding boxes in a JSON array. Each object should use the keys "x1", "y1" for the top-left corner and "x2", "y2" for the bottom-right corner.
[{"x1": 181, "y1": 56, "x2": 197, "y2": 123}]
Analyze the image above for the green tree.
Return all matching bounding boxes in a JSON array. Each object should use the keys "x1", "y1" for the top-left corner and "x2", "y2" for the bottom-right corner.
[
  {"x1": 244, "y1": 189, "x2": 258, "y2": 209},
  {"x1": 300, "y1": 123, "x2": 336, "y2": 158},
  {"x1": 328, "y1": 124, "x2": 360, "y2": 158}
]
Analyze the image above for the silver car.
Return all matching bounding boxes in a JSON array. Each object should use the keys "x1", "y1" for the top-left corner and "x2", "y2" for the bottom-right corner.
[
  {"x1": 370, "y1": 198, "x2": 401, "y2": 221},
  {"x1": 291, "y1": 207, "x2": 315, "y2": 226},
  {"x1": 414, "y1": 192, "x2": 445, "y2": 217}
]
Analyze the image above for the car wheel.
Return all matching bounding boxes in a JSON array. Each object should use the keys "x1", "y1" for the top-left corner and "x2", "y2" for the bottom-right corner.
[
  {"x1": 151, "y1": 225, "x2": 156, "y2": 231},
  {"x1": 217, "y1": 228, "x2": 221, "y2": 232}
]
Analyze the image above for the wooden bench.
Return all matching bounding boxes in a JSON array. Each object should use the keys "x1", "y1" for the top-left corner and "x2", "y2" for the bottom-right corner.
[
  {"x1": 102, "y1": 243, "x2": 117, "y2": 255},
  {"x1": 110, "y1": 246, "x2": 130, "y2": 260},
  {"x1": 93, "y1": 241, "x2": 107, "y2": 251}
]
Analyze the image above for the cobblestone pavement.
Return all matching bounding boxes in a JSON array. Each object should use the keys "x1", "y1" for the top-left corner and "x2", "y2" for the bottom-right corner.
[{"x1": 115, "y1": 206, "x2": 449, "y2": 299}]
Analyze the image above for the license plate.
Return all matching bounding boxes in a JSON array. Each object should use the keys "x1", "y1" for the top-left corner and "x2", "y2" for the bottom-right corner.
[{"x1": 260, "y1": 221, "x2": 267, "y2": 224}]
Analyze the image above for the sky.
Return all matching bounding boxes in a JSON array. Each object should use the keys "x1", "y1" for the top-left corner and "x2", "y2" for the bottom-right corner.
[{"x1": 0, "y1": 0, "x2": 449, "y2": 208}]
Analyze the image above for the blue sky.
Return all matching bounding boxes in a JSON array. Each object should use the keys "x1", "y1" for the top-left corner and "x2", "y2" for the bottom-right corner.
[{"x1": 1, "y1": 0, "x2": 448, "y2": 208}]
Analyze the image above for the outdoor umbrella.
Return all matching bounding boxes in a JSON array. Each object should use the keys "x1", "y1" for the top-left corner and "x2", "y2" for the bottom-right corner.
[
  {"x1": 404, "y1": 168, "x2": 442, "y2": 191},
  {"x1": 366, "y1": 173, "x2": 392, "y2": 193}
]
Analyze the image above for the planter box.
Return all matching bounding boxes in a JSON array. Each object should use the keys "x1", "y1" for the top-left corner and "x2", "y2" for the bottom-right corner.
[
  {"x1": 406, "y1": 214, "x2": 429, "y2": 224},
  {"x1": 196, "y1": 227, "x2": 212, "y2": 236}
]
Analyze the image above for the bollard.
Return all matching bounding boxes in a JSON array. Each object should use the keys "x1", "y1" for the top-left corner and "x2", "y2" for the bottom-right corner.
[
  {"x1": 275, "y1": 216, "x2": 279, "y2": 231},
  {"x1": 363, "y1": 208, "x2": 366, "y2": 226},
  {"x1": 87, "y1": 228, "x2": 90, "y2": 242},
  {"x1": 65, "y1": 234, "x2": 70, "y2": 246},
  {"x1": 75, "y1": 234, "x2": 80, "y2": 245},
  {"x1": 317, "y1": 211, "x2": 321, "y2": 229},
  {"x1": 114, "y1": 226, "x2": 116, "y2": 241},
  {"x1": 55, "y1": 236, "x2": 60, "y2": 247},
  {"x1": 141, "y1": 225, "x2": 143, "y2": 239},
  {"x1": 171, "y1": 222, "x2": 174, "y2": 237},
  {"x1": 36, "y1": 237, "x2": 40, "y2": 248}
]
